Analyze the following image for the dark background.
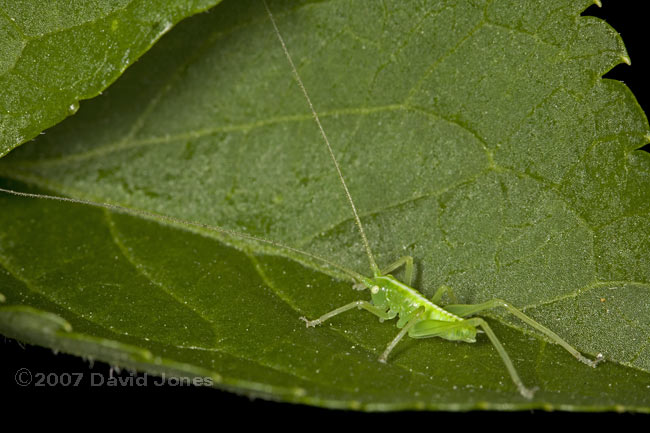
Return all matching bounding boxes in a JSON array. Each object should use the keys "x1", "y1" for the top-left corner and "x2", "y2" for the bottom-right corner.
[
  {"x1": 590, "y1": 2, "x2": 650, "y2": 155},
  {"x1": 2, "y1": 1, "x2": 648, "y2": 419}
]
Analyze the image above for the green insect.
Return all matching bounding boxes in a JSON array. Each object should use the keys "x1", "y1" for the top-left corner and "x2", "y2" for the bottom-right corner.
[
  {"x1": 262, "y1": 0, "x2": 604, "y2": 400},
  {"x1": 0, "y1": 0, "x2": 605, "y2": 401}
]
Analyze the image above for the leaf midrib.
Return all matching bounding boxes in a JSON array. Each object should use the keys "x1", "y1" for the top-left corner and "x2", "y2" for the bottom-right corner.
[{"x1": 0, "y1": 223, "x2": 454, "y2": 396}]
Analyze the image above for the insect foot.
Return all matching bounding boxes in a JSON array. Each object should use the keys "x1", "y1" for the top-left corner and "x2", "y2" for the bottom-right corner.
[
  {"x1": 299, "y1": 317, "x2": 319, "y2": 328},
  {"x1": 577, "y1": 352, "x2": 605, "y2": 368},
  {"x1": 589, "y1": 353, "x2": 605, "y2": 368},
  {"x1": 519, "y1": 386, "x2": 537, "y2": 400}
]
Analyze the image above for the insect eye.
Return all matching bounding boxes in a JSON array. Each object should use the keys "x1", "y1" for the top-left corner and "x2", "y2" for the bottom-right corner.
[{"x1": 371, "y1": 286, "x2": 380, "y2": 294}]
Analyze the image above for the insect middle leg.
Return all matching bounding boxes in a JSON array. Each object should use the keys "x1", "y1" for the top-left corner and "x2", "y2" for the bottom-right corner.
[
  {"x1": 430, "y1": 285, "x2": 459, "y2": 304},
  {"x1": 444, "y1": 299, "x2": 604, "y2": 367},
  {"x1": 378, "y1": 308, "x2": 423, "y2": 363},
  {"x1": 300, "y1": 301, "x2": 394, "y2": 327},
  {"x1": 466, "y1": 317, "x2": 536, "y2": 399},
  {"x1": 409, "y1": 318, "x2": 535, "y2": 399}
]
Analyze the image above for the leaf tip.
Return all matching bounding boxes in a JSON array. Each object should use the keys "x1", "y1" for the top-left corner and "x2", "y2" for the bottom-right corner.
[
  {"x1": 621, "y1": 55, "x2": 632, "y2": 66},
  {"x1": 593, "y1": 0, "x2": 602, "y2": 7}
]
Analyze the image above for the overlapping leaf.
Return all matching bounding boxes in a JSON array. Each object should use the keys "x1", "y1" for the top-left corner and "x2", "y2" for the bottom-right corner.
[
  {"x1": 0, "y1": 0, "x2": 223, "y2": 156},
  {"x1": 1, "y1": 0, "x2": 649, "y2": 410}
]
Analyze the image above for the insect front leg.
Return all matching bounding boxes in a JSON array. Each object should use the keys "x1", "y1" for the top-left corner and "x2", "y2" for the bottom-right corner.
[
  {"x1": 444, "y1": 299, "x2": 604, "y2": 367},
  {"x1": 380, "y1": 256, "x2": 414, "y2": 285},
  {"x1": 300, "y1": 300, "x2": 394, "y2": 327}
]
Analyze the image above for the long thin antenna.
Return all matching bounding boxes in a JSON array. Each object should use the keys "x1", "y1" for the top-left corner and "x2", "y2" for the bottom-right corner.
[
  {"x1": 0, "y1": 186, "x2": 368, "y2": 282},
  {"x1": 262, "y1": 0, "x2": 380, "y2": 276}
]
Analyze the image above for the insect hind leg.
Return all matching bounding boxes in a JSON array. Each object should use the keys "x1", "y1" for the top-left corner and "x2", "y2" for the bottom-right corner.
[{"x1": 444, "y1": 299, "x2": 604, "y2": 368}]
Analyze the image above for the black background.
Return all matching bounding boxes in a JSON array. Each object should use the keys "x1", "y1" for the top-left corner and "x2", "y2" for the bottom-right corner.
[{"x1": 2, "y1": 1, "x2": 648, "y2": 421}]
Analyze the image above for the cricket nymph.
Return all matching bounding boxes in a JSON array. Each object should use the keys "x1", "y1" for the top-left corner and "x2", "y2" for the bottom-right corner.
[
  {"x1": 365, "y1": 276, "x2": 477, "y2": 344},
  {"x1": 268, "y1": 0, "x2": 606, "y2": 395}
]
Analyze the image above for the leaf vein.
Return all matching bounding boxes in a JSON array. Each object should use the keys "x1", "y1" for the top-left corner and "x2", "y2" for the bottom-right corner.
[{"x1": 101, "y1": 209, "x2": 220, "y2": 338}]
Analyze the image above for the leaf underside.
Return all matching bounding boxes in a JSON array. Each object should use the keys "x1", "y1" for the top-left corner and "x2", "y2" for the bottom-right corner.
[
  {"x1": 1, "y1": 0, "x2": 649, "y2": 411},
  {"x1": 0, "y1": 0, "x2": 223, "y2": 157}
]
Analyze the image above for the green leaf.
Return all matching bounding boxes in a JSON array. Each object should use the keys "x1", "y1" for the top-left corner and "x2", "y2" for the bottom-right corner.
[
  {"x1": 0, "y1": 0, "x2": 223, "y2": 157},
  {"x1": 1, "y1": 0, "x2": 649, "y2": 410}
]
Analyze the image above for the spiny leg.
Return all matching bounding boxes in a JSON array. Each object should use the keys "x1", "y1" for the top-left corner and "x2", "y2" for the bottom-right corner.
[
  {"x1": 464, "y1": 317, "x2": 536, "y2": 400},
  {"x1": 444, "y1": 299, "x2": 604, "y2": 367},
  {"x1": 380, "y1": 256, "x2": 414, "y2": 285},
  {"x1": 301, "y1": 300, "x2": 392, "y2": 327},
  {"x1": 379, "y1": 308, "x2": 423, "y2": 363},
  {"x1": 430, "y1": 285, "x2": 459, "y2": 305}
]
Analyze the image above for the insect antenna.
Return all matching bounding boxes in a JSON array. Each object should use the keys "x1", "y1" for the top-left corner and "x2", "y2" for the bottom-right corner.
[
  {"x1": 263, "y1": 0, "x2": 381, "y2": 277},
  {"x1": 0, "y1": 186, "x2": 368, "y2": 283}
]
